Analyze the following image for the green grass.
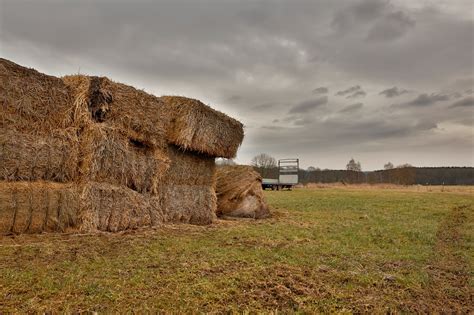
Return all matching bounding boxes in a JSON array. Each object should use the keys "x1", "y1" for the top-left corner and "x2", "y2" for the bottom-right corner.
[{"x1": 0, "y1": 187, "x2": 472, "y2": 313}]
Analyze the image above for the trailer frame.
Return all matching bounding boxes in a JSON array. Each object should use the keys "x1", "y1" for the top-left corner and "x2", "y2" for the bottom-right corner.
[{"x1": 262, "y1": 158, "x2": 299, "y2": 190}]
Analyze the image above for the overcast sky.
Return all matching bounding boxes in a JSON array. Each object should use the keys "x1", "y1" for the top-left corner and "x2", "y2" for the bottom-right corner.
[{"x1": 1, "y1": 0, "x2": 473, "y2": 170}]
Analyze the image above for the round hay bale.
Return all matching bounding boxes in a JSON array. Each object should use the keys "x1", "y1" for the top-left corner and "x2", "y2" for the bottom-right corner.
[{"x1": 215, "y1": 165, "x2": 270, "y2": 219}]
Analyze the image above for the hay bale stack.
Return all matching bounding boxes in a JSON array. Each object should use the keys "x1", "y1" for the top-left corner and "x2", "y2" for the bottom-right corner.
[
  {"x1": 215, "y1": 165, "x2": 270, "y2": 219},
  {"x1": 1, "y1": 58, "x2": 244, "y2": 234}
]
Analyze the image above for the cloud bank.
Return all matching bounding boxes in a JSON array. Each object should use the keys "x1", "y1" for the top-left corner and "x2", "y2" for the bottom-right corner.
[{"x1": 1, "y1": 0, "x2": 472, "y2": 169}]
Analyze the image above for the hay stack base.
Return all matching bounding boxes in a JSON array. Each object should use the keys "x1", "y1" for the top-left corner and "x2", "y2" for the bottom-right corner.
[
  {"x1": 0, "y1": 181, "x2": 165, "y2": 234},
  {"x1": 215, "y1": 166, "x2": 270, "y2": 219}
]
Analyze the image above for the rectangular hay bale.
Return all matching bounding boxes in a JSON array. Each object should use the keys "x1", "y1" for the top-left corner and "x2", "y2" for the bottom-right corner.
[
  {"x1": 62, "y1": 75, "x2": 170, "y2": 148},
  {"x1": 161, "y1": 96, "x2": 244, "y2": 158},
  {"x1": 161, "y1": 185, "x2": 217, "y2": 225},
  {"x1": 80, "y1": 125, "x2": 170, "y2": 194},
  {"x1": 0, "y1": 129, "x2": 79, "y2": 182},
  {"x1": 79, "y1": 182, "x2": 160, "y2": 232},
  {"x1": 0, "y1": 181, "x2": 79, "y2": 235},
  {"x1": 163, "y1": 145, "x2": 215, "y2": 186},
  {"x1": 0, "y1": 58, "x2": 75, "y2": 132}
]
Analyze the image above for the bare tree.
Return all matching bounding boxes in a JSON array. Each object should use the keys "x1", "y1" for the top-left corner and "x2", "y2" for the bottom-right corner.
[
  {"x1": 251, "y1": 153, "x2": 276, "y2": 169},
  {"x1": 346, "y1": 158, "x2": 362, "y2": 171},
  {"x1": 251, "y1": 153, "x2": 277, "y2": 178},
  {"x1": 216, "y1": 158, "x2": 236, "y2": 166},
  {"x1": 384, "y1": 162, "x2": 394, "y2": 170}
]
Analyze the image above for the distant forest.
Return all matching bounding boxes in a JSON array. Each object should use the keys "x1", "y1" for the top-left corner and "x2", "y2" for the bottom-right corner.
[{"x1": 255, "y1": 167, "x2": 474, "y2": 185}]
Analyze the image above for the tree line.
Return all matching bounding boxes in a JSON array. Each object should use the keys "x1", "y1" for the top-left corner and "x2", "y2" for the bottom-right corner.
[
  {"x1": 218, "y1": 154, "x2": 474, "y2": 185},
  {"x1": 297, "y1": 167, "x2": 474, "y2": 185}
]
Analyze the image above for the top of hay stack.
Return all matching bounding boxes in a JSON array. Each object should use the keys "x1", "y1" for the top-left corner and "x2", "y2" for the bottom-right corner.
[
  {"x1": 63, "y1": 75, "x2": 170, "y2": 149},
  {"x1": 63, "y1": 75, "x2": 244, "y2": 158},
  {"x1": 1, "y1": 58, "x2": 244, "y2": 159},
  {"x1": 0, "y1": 58, "x2": 74, "y2": 133}
]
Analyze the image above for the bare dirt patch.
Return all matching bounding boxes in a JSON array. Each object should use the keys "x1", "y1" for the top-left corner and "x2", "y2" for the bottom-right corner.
[{"x1": 406, "y1": 205, "x2": 473, "y2": 313}]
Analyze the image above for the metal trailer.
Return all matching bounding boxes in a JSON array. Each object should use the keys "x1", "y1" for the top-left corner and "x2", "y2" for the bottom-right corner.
[{"x1": 262, "y1": 158, "x2": 299, "y2": 190}]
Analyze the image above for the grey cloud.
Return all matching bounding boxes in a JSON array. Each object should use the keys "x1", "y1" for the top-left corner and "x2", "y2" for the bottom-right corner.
[
  {"x1": 367, "y1": 11, "x2": 415, "y2": 41},
  {"x1": 332, "y1": 0, "x2": 386, "y2": 33},
  {"x1": 253, "y1": 102, "x2": 280, "y2": 112},
  {"x1": 293, "y1": 117, "x2": 315, "y2": 126},
  {"x1": 261, "y1": 125, "x2": 285, "y2": 130},
  {"x1": 227, "y1": 95, "x2": 243, "y2": 102},
  {"x1": 339, "y1": 103, "x2": 363, "y2": 113},
  {"x1": 453, "y1": 116, "x2": 474, "y2": 127},
  {"x1": 332, "y1": 1, "x2": 415, "y2": 42},
  {"x1": 312, "y1": 87, "x2": 328, "y2": 94},
  {"x1": 407, "y1": 93, "x2": 450, "y2": 106},
  {"x1": 347, "y1": 90, "x2": 367, "y2": 99},
  {"x1": 335, "y1": 85, "x2": 366, "y2": 98},
  {"x1": 326, "y1": 7, "x2": 474, "y2": 87},
  {"x1": 450, "y1": 92, "x2": 463, "y2": 99},
  {"x1": 454, "y1": 77, "x2": 474, "y2": 91},
  {"x1": 379, "y1": 86, "x2": 410, "y2": 98},
  {"x1": 282, "y1": 115, "x2": 297, "y2": 123},
  {"x1": 288, "y1": 96, "x2": 328, "y2": 114},
  {"x1": 336, "y1": 85, "x2": 362, "y2": 96},
  {"x1": 415, "y1": 120, "x2": 438, "y2": 131},
  {"x1": 280, "y1": 114, "x2": 315, "y2": 126},
  {"x1": 450, "y1": 97, "x2": 474, "y2": 108}
]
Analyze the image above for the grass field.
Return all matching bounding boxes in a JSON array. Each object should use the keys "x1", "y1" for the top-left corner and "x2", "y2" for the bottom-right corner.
[{"x1": 1, "y1": 186, "x2": 472, "y2": 313}]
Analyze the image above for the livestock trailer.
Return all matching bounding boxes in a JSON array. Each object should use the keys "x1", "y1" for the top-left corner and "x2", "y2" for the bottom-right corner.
[{"x1": 262, "y1": 158, "x2": 299, "y2": 190}]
